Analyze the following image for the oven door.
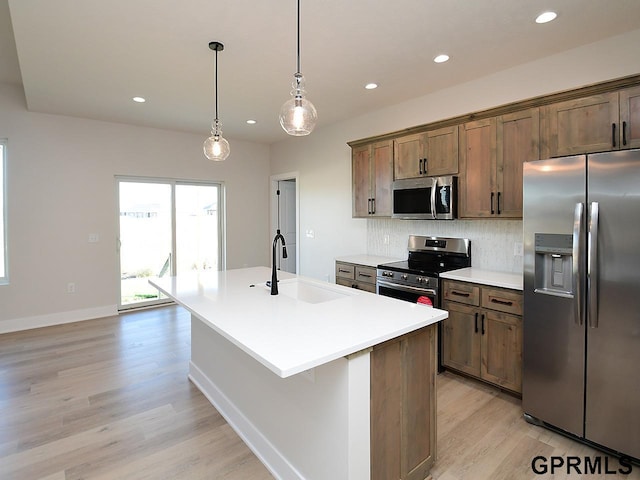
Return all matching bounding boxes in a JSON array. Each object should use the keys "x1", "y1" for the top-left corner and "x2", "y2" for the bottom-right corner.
[{"x1": 377, "y1": 280, "x2": 438, "y2": 306}]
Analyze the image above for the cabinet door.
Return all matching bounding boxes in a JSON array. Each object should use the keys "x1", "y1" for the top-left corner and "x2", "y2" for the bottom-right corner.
[
  {"x1": 371, "y1": 326, "x2": 436, "y2": 480},
  {"x1": 546, "y1": 92, "x2": 619, "y2": 156},
  {"x1": 620, "y1": 85, "x2": 640, "y2": 149},
  {"x1": 424, "y1": 126, "x2": 458, "y2": 176},
  {"x1": 441, "y1": 301, "x2": 481, "y2": 376},
  {"x1": 496, "y1": 108, "x2": 539, "y2": 218},
  {"x1": 481, "y1": 310, "x2": 522, "y2": 393},
  {"x1": 371, "y1": 140, "x2": 393, "y2": 216},
  {"x1": 394, "y1": 133, "x2": 425, "y2": 180},
  {"x1": 352, "y1": 145, "x2": 371, "y2": 217},
  {"x1": 459, "y1": 118, "x2": 497, "y2": 218}
]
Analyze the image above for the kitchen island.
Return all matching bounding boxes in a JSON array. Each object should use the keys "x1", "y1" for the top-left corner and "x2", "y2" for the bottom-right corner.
[{"x1": 150, "y1": 267, "x2": 447, "y2": 480}]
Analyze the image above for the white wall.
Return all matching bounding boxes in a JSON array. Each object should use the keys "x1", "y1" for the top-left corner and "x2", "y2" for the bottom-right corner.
[
  {"x1": 0, "y1": 83, "x2": 270, "y2": 329},
  {"x1": 270, "y1": 28, "x2": 640, "y2": 280}
]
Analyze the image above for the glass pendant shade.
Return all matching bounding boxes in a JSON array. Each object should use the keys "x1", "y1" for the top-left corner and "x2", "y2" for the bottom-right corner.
[
  {"x1": 279, "y1": 73, "x2": 317, "y2": 136},
  {"x1": 203, "y1": 120, "x2": 230, "y2": 161},
  {"x1": 204, "y1": 41, "x2": 230, "y2": 161}
]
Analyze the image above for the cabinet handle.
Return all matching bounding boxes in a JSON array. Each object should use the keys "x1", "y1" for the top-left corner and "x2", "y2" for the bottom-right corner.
[
  {"x1": 490, "y1": 298, "x2": 513, "y2": 306},
  {"x1": 423, "y1": 157, "x2": 428, "y2": 174},
  {"x1": 474, "y1": 312, "x2": 479, "y2": 333},
  {"x1": 490, "y1": 192, "x2": 495, "y2": 214},
  {"x1": 497, "y1": 192, "x2": 501, "y2": 215},
  {"x1": 419, "y1": 158, "x2": 424, "y2": 175},
  {"x1": 338, "y1": 268, "x2": 351, "y2": 274},
  {"x1": 371, "y1": 198, "x2": 376, "y2": 214},
  {"x1": 368, "y1": 198, "x2": 372, "y2": 215},
  {"x1": 451, "y1": 290, "x2": 470, "y2": 298},
  {"x1": 612, "y1": 123, "x2": 616, "y2": 148},
  {"x1": 481, "y1": 314, "x2": 485, "y2": 335},
  {"x1": 358, "y1": 272, "x2": 372, "y2": 278},
  {"x1": 623, "y1": 121, "x2": 627, "y2": 146}
]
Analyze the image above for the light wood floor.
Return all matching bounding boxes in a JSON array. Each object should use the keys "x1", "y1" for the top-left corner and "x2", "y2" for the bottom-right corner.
[{"x1": 0, "y1": 306, "x2": 636, "y2": 479}]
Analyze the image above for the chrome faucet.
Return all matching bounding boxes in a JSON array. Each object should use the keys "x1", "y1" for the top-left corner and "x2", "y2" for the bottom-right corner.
[{"x1": 271, "y1": 230, "x2": 288, "y2": 295}]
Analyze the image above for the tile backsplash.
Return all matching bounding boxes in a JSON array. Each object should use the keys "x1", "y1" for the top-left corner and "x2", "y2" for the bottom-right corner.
[{"x1": 367, "y1": 218, "x2": 523, "y2": 273}]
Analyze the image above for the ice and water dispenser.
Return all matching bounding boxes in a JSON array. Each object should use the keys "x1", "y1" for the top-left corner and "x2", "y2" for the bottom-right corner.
[{"x1": 534, "y1": 233, "x2": 574, "y2": 297}]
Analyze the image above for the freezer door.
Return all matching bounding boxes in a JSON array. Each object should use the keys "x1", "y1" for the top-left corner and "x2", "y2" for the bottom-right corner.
[
  {"x1": 522, "y1": 156, "x2": 586, "y2": 437},
  {"x1": 585, "y1": 150, "x2": 640, "y2": 459}
]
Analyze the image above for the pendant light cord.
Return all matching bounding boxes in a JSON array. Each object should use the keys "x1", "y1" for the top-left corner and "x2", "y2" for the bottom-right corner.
[
  {"x1": 276, "y1": 181, "x2": 281, "y2": 234},
  {"x1": 296, "y1": 0, "x2": 301, "y2": 75},
  {"x1": 214, "y1": 48, "x2": 219, "y2": 122}
]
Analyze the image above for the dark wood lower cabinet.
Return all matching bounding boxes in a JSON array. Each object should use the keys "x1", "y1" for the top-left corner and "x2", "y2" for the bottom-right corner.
[{"x1": 371, "y1": 325, "x2": 436, "y2": 480}]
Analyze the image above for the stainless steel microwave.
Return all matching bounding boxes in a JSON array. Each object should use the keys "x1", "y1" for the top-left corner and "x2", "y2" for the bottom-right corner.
[{"x1": 392, "y1": 176, "x2": 457, "y2": 220}]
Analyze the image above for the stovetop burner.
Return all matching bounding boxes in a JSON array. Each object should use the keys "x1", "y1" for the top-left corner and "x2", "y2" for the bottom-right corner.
[{"x1": 378, "y1": 235, "x2": 471, "y2": 277}]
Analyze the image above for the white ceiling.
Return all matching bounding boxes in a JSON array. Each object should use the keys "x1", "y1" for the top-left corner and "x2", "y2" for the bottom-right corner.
[{"x1": 3, "y1": 0, "x2": 640, "y2": 144}]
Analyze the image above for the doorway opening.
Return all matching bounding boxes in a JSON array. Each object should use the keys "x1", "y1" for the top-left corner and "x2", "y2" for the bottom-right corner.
[
  {"x1": 270, "y1": 173, "x2": 299, "y2": 274},
  {"x1": 116, "y1": 177, "x2": 224, "y2": 310}
]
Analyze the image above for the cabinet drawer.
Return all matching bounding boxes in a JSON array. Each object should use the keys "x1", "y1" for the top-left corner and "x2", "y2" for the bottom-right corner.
[
  {"x1": 355, "y1": 265, "x2": 376, "y2": 285},
  {"x1": 481, "y1": 287, "x2": 523, "y2": 316},
  {"x1": 336, "y1": 263, "x2": 355, "y2": 280},
  {"x1": 443, "y1": 280, "x2": 480, "y2": 306}
]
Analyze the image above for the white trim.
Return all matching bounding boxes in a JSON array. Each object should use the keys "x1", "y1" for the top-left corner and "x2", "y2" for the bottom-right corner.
[
  {"x1": 188, "y1": 361, "x2": 304, "y2": 480},
  {"x1": 0, "y1": 139, "x2": 7, "y2": 285},
  {"x1": 270, "y1": 172, "x2": 300, "y2": 274},
  {"x1": 0, "y1": 304, "x2": 118, "y2": 334}
]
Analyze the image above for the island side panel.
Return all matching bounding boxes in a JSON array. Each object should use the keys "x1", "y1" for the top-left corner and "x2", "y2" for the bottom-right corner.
[
  {"x1": 370, "y1": 325, "x2": 437, "y2": 480},
  {"x1": 188, "y1": 314, "x2": 370, "y2": 480}
]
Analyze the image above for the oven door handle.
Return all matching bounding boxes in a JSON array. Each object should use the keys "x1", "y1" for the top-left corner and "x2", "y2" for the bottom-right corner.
[{"x1": 377, "y1": 280, "x2": 437, "y2": 297}]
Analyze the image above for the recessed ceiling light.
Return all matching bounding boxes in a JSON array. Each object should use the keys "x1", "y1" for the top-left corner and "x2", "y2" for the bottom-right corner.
[
  {"x1": 132, "y1": 96, "x2": 146, "y2": 103},
  {"x1": 535, "y1": 11, "x2": 557, "y2": 23},
  {"x1": 434, "y1": 54, "x2": 449, "y2": 64},
  {"x1": 365, "y1": 83, "x2": 378, "y2": 90},
  {"x1": 246, "y1": 119, "x2": 257, "y2": 125}
]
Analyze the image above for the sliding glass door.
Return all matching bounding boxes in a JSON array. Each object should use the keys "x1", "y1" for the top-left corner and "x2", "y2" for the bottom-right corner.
[{"x1": 117, "y1": 178, "x2": 223, "y2": 310}]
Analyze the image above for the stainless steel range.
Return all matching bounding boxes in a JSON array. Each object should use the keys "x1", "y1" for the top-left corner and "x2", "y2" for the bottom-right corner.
[
  {"x1": 377, "y1": 235, "x2": 471, "y2": 371},
  {"x1": 376, "y1": 235, "x2": 471, "y2": 308}
]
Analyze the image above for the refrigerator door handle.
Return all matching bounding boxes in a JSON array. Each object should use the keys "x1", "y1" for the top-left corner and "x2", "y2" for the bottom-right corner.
[
  {"x1": 573, "y1": 202, "x2": 584, "y2": 326},
  {"x1": 588, "y1": 202, "x2": 600, "y2": 328}
]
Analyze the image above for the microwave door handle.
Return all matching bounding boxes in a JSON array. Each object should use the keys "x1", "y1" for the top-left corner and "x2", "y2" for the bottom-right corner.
[{"x1": 430, "y1": 177, "x2": 437, "y2": 219}]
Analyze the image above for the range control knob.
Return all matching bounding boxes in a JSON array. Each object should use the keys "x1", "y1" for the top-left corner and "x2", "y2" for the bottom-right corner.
[{"x1": 401, "y1": 274, "x2": 408, "y2": 281}]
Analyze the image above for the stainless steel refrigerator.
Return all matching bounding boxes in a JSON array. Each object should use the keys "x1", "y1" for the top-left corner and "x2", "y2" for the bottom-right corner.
[{"x1": 523, "y1": 149, "x2": 640, "y2": 460}]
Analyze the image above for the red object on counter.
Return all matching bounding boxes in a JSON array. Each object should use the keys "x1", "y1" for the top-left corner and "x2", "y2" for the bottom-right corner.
[{"x1": 417, "y1": 296, "x2": 433, "y2": 307}]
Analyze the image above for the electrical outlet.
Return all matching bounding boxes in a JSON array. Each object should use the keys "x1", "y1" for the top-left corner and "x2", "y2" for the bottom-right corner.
[
  {"x1": 88, "y1": 233, "x2": 99, "y2": 243},
  {"x1": 67, "y1": 282, "x2": 76, "y2": 294},
  {"x1": 514, "y1": 242, "x2": 523, "y2": 256},
  {"x1": 305, "y1": 229, "x2": 315, "y2": 238}
]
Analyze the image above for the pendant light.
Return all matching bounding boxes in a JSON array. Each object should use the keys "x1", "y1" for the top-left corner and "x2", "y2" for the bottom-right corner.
[
  {"x1": 203, "y1": 41, "x2": 230, "y2": 161},
  {"x1": 279, "y1": 0, "x2": 317, "y2": 136}
]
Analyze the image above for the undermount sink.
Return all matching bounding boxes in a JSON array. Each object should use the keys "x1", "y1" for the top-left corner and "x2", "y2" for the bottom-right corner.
[{"x1": 266, "y1": 279, "x2": 355, "y2": 304}]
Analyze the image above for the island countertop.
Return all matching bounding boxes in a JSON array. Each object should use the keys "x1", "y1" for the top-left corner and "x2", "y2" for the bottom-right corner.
[{"x1": 150, "y1": 266, "x2": 447, "y2": 378}]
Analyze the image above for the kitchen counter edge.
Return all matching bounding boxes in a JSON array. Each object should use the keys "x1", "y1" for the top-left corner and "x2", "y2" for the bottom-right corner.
[{"x1": 440, "y1": 267, "x2": 523, "y2": 291}]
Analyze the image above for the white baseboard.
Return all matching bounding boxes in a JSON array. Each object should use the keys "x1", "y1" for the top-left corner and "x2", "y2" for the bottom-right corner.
[
  {"x1": 188, "y1": 361, "x2": 304, "y2": 480},
  {"x1": 0, "y1": 305, "x2": 118, "y2": 334}
]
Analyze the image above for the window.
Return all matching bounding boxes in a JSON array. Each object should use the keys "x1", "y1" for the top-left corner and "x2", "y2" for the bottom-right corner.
[{"x1": 0, "y1": 140, "x2": 7, "y2": 285}]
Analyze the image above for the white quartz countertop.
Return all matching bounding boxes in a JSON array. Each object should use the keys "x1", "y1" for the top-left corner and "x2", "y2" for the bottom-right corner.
[
  {"x1": 440, "y1": 267, "x2": 523, "y2": 291},
  {"x1": 150, "y1": 267, "x2": 447, "y2": 378},
  {"x1": 335, "y1": 254, "x2": 402, "y2": 268}
]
